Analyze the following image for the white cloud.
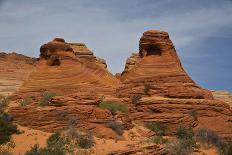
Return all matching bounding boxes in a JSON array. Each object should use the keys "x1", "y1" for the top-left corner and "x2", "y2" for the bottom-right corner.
[{"x1": 0, "y1": 0, "x2": 231, "y2": 74}]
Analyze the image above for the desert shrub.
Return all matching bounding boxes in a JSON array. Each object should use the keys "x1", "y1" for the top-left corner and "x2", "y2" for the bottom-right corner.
[
  {"x1": 176, "y1": 126, "x2": 194, "y2": 140},
  {"x1": 196, "y1": 128, "x2": 232, "y2": 155},
  {"x1": 0, "y1": 141, "x2": 15, "y2": 155},
  {"x1": 24, "y1": 144, "x2": 44, "y2": 155},
  {"x1": 44, "y1": 132, "x2": 75, "y2": 155},
  {"x1": 215, "y1": 141, "x2": 232, "y2": 155},
  {"x1": 189, "y1": 110, "x2": 198, "y2": 121},
  {"x1": 105, "y1": 121, "x2": 124, "y2": 136},
  {"x1": 0, "y1": 96, "x2": 10, "y2": 113},
  {"x1": 166, "y1": 139, "x2": 194, "y2": 155},
  {"x1": 39, "y1": 91, "x2": 56, "y2": 106},
  {"x1": 68, "y1": 117, "x2": 79, "y2": 127},
  {"x1": 77, "y1": 132, "x2": 94, "y2": 149},
  {"x1": 67, "y1": 117, "x2": 79, "y2": 139},
  {"x1": 149, "y1": 136, "x2": 169, "y2": 144},
  {"x1": 25, "y1": 131, "x2": 93, "y2": 155},
  {"x1": 0, "y1": 148, "x2": 12, "y2": 155},
  {"x1": 0, "y1": 113, "x2": 19, "y2": 145},
  {"x1": 144, "y1": 84, "x2": 151, "y2": 95},
  {"x1": 145, "y1": 122, "x2": 166, "y2": 136},
  {"x1": 131, "y1": 95, "x2": 141, "y2": 106},
  {"x1": 196, "y1": 128, "x2": 219, "y2": 147},
  {"x1": 165, "y1": 126, "x2": 196, "y2": 155},
  {"x1": 99, "y1": 101, "x2": 128, "y2": 115},
  {"x1": 19, "y1": 98, "x2": 32, "y2": 107}
]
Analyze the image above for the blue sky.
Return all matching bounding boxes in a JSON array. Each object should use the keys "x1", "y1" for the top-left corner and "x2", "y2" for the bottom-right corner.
[{"x1": 0, "y1": 0, "x2": 231, "y2": 91}]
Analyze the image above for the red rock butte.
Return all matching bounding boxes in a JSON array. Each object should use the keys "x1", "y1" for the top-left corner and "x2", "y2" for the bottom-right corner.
[
  {"x1": 0, "y1": 29, "x2": 230, "y2": 140},
  {"x1": 118, "y1": 30, "x2": 212, "y2": 99}
]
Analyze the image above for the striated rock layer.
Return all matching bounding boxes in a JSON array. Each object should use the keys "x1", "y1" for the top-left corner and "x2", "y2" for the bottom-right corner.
[
  {"x1": 118, "y1": 30, "x2": 212, "y2": 99},
  {"x1": 0, "y1": 52, "x2": 36, "y2": 95},
  {"x1": 15, "y1": 38, "x2": 120, "y2": 99},
  {"x1": 6, "y1": 30, "x2": 232, "y2": 140},
  {"x1": 212, "y1": 90, "x2": 232, "y2": 107}
]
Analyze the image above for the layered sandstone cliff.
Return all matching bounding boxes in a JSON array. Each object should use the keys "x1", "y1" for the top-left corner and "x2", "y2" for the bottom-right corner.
[
  {"x1": 5, "y1": 30, "x2": 232, "y2": 140},
  {"x1": 0, "y1": 52, "x2": 36, "y2": 95},
  {"x1": 15, "y1": 38, "x2": 119, "y2": 98},
  {"x1": 118, "y1": 30, "x2": 212, "y2": 99}
]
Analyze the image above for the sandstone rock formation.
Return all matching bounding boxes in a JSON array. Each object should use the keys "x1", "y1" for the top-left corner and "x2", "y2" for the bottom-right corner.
[
  {"x1": 118, "y1": 30, "x2": 212, "y2": 99},
  {"x1": 14, "y1": 38, "x2": 119, "y2": 99},
  {"x1": 212, "y1": 91, "x2": 232, "y2": 107},
  {"x1": 5, "y1": 30, "x2": 232, "y2": 141},
  {"x1": 0, "y1": 52, "x2": 36, "y2": 95}
]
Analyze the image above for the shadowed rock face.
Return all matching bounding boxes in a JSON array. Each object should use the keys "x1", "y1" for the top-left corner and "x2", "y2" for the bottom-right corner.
[
  {"x1": 40, "y1": 38, "x2": 74, "y2": 60},
  {"x1": 119, "y1": 30, "x2": 213, "y2": 99}
]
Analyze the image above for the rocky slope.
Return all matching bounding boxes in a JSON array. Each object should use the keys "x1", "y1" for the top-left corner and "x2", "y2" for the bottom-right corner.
[
  {"x1": 2, "y1": 30, "x2": 231, "y2": 144},
  {"x1": 0, "y1": 52, "x2": 36, "y2": 95}
]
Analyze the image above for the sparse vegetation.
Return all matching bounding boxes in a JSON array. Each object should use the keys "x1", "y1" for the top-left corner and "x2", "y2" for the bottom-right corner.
[
  {"x1": 131, "y1": 95, "x2": 141, "y2": 106},
  {"x1": 145, "y1": 122, "x2": 168, "y2": 145},
  {"x1": 18, "y1": 98, "x2": 32, "y2": 107},
  {"x1": 77, "y1": 132, "x2": 94, "y2": 149},
  {"x1": 144, "y1": 84, "x2": 151, "y2": 95},
  {"x1": 0, "y1": 95, "x2": 19, "y2": 145},
  {"x1": 0, "y1": 113, "x2": 19, "y2": 145},
  {"x1": 0, "y1": 141, "x2": 15, "y2": 155},
  {"x1": 24, "y1": 144, "x2": 44, "y2": 155},
  {"x1": 176, "y1": 126, "x2": 194, "y2": 140},
  {"x1": 0, "y1": 96, "x2": 10, "y2": 113},
  {"x1": 38, "y1": 91, "x2": 56, "y2": 106},
  {"x1": 99, "y1": 101, "x2": 128, "y2": 115},
  {"x1": 145, "y1": 122, "x2": 166, "y2": 136},
  {"x1": 149, "y1": 135, "x2": 169, "y2": 144},
  {"x1": 25, "y1": 133, "x2": 75, "y2": 155},
  {"x1": 166, "y1": 139, "x2": 195, "y2": 155},
  {"x1": 196, "y1": 128, "x2": 232, "y2": 155},
  {"x1": 189, "y1": 110, "x2": 198, "y2": 121},
  {"x1": 105, "y1": 120, "x2": 124, "y2": 136},
  {"x1": 165, "y1": 126, "x2": 197, "y2": 155}
]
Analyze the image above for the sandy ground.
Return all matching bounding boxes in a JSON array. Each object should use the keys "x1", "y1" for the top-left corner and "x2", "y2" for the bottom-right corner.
[
  {"x1": 11, "y1": 126, "x2": 51, "y2": 155},
  {"x1": 9, "y1": 124, "x2": 219, "y2": 155},
  {"x1": 10, "y1": 124, "x2": 145, "y2": 155}
]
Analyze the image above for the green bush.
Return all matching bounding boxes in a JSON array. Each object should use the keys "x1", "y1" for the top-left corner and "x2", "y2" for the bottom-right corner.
[
  {"x1": 39, "y1": 92, "x2": 56, "y2": 106},
  {"x1": 99, "y1": 101, "x2": 128, "y2": 115},
  {"x1": 196, "y1": 128, "x2": 232, "y2": 155},
  {"x1": 0, "y1": 113, "x2": 19, "y2": 145},
  {"x1": 24, "y1": 144, "x2": 44, "y2": 155},
  {"x1": 0, "y1": 141, "x2": 15, "y2": 155},
  {"x1": 77, "y1": 132, "x2": 94, "y2": 149},
  {"x1": 165, "y1": 126, "x2": 197, "y2": 155},
  {"x1": 145, "y1": 122, "x2": 166, "y2": 136},
  {"x1": 42, "y1": 133, "x2": 74, "y2": 155},
  {"x1": 25, "y1": 131, "x2": 94, "y2": 155},
  {"x1": 0, "y1": 96, "x2": 10, "y2": 113},
  {"x1": 176, "y1": 126, "x2": 194, "y2": 140},
  {"x1": 105, "y1": 121, "x2": 124, "y2": 136},
  {"x1": 144, "y1": 84, "x2": 151, "y2": 95},
  {"x1": 131, "y1": 95, "x2": 141, "y2": 106},
  {"x1": 19, "y1": 98, "x2": 32, "y2": 107},
  {"x1": 166, "y1": 139, "x2": 195, "y2": 155},
  {"x1": 149, "y1": 136, "x2": 169, "y2": 144}
]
